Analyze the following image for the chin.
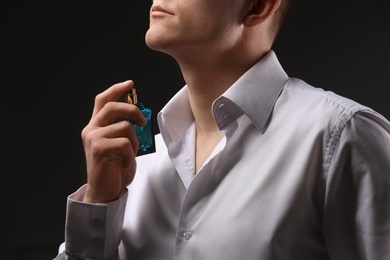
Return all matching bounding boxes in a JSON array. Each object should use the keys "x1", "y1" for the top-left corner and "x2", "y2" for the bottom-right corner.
[
  {"x1": 145, "y1": 29, "x2": 160, "y2": 48},
  {"x1": 145, "y1": 29, "x2": 172, "y2": 54}
]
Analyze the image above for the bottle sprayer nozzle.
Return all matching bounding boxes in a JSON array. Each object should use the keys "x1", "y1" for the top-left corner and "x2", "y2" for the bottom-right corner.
[{"x1": 127, "y1": 88, "x2": 138, "y2": 105}]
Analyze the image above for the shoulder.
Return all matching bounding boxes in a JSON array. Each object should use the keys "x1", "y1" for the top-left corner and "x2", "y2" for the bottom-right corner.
[
  {"x1": 282, "y1": 78, "x2": 390, "y2": 166},
  {"x1": 283, "y1": 78, "x2": 370, "y2": 115},
  {"x1": 275, "y1": 78, "x2": 378, "y2": 129},
  {"x1": 273, "y1": 77, "x2": 390, "y2": 152}
]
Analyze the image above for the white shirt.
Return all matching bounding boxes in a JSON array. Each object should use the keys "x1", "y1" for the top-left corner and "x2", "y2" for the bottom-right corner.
[{"x1": 57, "y1": 51, "x2": 390, "y2": 260}]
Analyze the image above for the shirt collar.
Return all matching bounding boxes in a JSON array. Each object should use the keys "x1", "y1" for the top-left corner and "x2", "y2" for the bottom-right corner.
[
  {"x1": 216, "y1": 50, "x2": 288, "y2": 132},
  {"x1": 157, "y1": 50, "x2": 289, "y2": 146}
]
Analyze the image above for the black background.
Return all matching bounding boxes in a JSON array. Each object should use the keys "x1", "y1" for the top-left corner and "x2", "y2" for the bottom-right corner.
[{"x1": 1, "y1": 0, "x2": 389, "y2": 259}]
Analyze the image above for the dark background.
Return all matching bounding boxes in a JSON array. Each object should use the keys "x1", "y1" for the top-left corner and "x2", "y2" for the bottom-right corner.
[{"x1": 1, "y1": 0, "x2": 389, "y2": 259}]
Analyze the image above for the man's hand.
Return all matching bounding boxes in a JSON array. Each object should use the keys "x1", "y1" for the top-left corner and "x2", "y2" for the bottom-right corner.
[{"x1": 81, "y1": 80, "x2": 146, "y2": 203}]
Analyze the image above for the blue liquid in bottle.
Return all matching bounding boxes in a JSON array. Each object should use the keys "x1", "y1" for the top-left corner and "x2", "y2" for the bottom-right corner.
[
  {"x1": 132, "y1": 102, "x2": 152, "y2": 152},
  {"x1": 127, "y1": 88, "x2": 154, "y2": 155}
]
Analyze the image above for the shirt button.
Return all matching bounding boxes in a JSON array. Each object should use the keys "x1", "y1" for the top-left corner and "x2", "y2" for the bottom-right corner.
[{"x1": 183, "y1": 230, "x2": 192, "y2": 241}]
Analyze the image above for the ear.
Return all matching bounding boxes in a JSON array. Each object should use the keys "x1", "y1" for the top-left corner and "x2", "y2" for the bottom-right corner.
[{"x1": 242, "y1": 0, "x2": 281, "y2": 27}]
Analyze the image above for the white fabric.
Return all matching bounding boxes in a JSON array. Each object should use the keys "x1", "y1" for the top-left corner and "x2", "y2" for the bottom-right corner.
[{"x1": 57, "y1": 51, "x2": 390, "y2": 260}]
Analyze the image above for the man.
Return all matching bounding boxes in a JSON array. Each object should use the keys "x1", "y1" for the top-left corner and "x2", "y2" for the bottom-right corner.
[{"x1": 55, "y1": 0, "x2": 390, "y2": 259}]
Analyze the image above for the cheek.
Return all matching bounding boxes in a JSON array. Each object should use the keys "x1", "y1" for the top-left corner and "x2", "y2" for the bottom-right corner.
[
  {"x1": 178, "y1": 0, "x2": 226, "y2": 33},
  {"x1": 180, "y1": 11, "x2": 230, "y2": 39}
]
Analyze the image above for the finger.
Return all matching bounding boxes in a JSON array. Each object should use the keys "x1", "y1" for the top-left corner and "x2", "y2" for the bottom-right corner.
[
  {"x1": 110, "y1": 133, "x2": 138, "y2": 170},
  {"x1": 92, "y1": 101, "x2": 147, "y2": 127},
  {"x1": 102, "y1": 120, "x2": 140, "y2": 157},
  {"x1": 93, "y1": 120, "x2": 139, "y2": 163},
  {"x1": 116, "y1": 137, "x2": 136, "y2": 170},
  {"x1": 91, "y1": 80, "x2": 134, "y2": 118}
]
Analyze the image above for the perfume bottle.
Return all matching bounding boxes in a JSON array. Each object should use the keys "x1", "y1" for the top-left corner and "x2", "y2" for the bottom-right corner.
[{"x1": 127, "y1": 88, "x2": 153, "y2": 154}]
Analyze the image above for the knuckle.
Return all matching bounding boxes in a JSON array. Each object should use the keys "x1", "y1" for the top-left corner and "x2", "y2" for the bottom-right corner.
[
  {"x1": 104, "y1": 101, "x2": 118, "y2": 111},
  {"x1": 120, "y1": 119, "x2": 131, "y2": 128},
  {"x1": 81, "y1": 129, "x2": 85, "y2": 140},
  {"x1": 81, "y1": 127, "x2": 91, "y2": 142},
  {"x1": 90, "y1": 142, "x2": 103, "y2": 158},
  {"x1": 95, "y1": 92, "x2": 105, "y2": 104},
  {"x1": 86, "y1": 138, "x2": 107, "y2": 159},
  {"x1": 121, "y1": 135, "x2": 132, "y2": 148},
  {"x1": 81, "y1": 126, "x2": 92, "y2": 143}
]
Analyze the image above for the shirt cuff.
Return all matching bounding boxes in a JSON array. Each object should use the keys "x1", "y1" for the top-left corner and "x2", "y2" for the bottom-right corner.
[{"x1": 65, "y1": 185, "x2": 128, "y2": 259}]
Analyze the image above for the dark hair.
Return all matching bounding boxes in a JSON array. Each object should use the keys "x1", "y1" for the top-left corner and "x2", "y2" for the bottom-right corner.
[{"x1": 270, "y1": 0, "x2": 294, "y2": 43}]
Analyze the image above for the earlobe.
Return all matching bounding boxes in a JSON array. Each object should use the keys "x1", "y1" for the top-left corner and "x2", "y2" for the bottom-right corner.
[{"x1": 243, "y1": 0, "x2": 281, "y2": 27}]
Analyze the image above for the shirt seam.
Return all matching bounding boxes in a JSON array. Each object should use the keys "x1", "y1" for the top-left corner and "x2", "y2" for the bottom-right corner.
[{"x1": 321, "y1": 108, "x2": 372, "y2": 214}]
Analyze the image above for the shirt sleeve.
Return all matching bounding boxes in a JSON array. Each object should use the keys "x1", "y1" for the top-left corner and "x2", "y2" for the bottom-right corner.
[
  {"x1": 323, "y1": 110, "x2": 390, "y2": 259},
  {"x1": 60, "y1": 185, "x2": 128, "y2": 260}
]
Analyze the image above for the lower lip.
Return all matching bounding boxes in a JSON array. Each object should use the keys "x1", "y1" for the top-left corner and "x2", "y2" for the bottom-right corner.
[{"x1": 151, "y1": 10, "x2": 172, "y2": 16}]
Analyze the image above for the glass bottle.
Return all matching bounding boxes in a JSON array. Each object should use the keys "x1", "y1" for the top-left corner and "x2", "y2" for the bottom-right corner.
[{"x1": 127, "y1": 88, "x2": 153, "y2": 154}]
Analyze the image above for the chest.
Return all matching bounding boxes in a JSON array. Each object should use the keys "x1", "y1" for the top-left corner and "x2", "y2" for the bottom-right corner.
[{"x1": 124, "y1": 126, "x2": 328, "y2": 259}]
